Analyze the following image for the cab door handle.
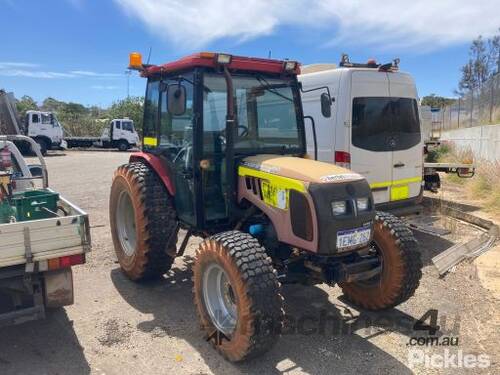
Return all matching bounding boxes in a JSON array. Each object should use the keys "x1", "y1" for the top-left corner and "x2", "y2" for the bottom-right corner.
[{"x1": 394, "y1": 162, "x2": 405, "y2": 168}]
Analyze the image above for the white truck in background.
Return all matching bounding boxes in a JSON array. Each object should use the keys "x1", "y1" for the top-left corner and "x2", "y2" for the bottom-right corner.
[
  {"x1": 1, "y1": 91, "x2": 62, "y2": 155},
  {"x1": 65, "y1": 118, "x2": 140, "y2": 151},
  {"x1": 1, "y1": 91, "x2": 139, "y2": 153},
  {"x1": 24, "y1": 110, "x2": 65, "y2": 154}
]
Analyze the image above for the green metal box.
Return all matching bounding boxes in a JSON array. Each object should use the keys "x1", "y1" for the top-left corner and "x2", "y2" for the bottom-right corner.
[{"x1": 12, "y1": 190, "x2": 59, "y2": 221}]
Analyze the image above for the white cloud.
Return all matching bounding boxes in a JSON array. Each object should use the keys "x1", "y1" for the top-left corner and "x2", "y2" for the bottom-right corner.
[
  {"x1": 114, "y1": 0, "x2": 500, "y2": 49},
  {"x1": 0, "y1": 63, "x2": 122, "y2": 79},
  {"x1": 0, "y1": 62, "x2": 39, "y2": 69},
  {"x1": 71, "y1": 70, "x2": 122, "y2": 78},
  {"x1": 0, "y1": 69, "x2": 75, "y2": 79},
  {"x1": 91, "y1": 85, "x2": 120, "y2": 90}
]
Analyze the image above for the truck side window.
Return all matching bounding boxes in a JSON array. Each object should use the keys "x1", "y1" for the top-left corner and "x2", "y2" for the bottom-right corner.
[
  {"x1": 115, "y1": 121, "x2": 121, "y2": 129},
  {"x1": 122, "y1": 121, "x2": 133, "y2": 132},
  {"x1": 32, "y1": 114, "x2": 39, "y2": 123}
]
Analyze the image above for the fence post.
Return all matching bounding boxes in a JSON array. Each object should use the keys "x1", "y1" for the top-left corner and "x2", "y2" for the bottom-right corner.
[
  {"x1": 470, "y1": 90, "x2": 473, "y2": 127},
  {"x1": 490, "y1": 79, "x2": 494, "y2": 124}
]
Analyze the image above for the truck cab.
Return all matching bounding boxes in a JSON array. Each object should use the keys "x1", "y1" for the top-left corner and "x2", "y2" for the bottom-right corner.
[
  {"x1": 300, "y1": 56, "x2": 423, "y2": 210},
  {"x1": 25, "y1": 110, "x2": 64, "y2": 154},
  {"x1": 97, "y1": 118, "x2": 139, "y2": 151}
]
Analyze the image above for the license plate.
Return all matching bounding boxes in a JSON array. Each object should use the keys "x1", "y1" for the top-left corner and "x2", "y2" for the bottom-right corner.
[{"x1": 336, "y1": 226, "x2": 371, "y2": 250}]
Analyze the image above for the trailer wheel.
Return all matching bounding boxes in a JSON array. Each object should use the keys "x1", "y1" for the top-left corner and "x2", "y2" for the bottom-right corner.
[
  {"x1": 340, "y1": 211, "x2": 422, "y2": 310},
  {"x1": 110, "y1": 162, "x2": 178, "y2": 281},
  {"x1": 193, "y1": 231, "x2": 283, "y2": 362}
]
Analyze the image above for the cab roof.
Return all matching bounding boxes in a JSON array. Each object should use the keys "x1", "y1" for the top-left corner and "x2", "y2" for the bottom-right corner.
[{"x1": 143, "y1": 52, "x2": 301, "y2": 77}]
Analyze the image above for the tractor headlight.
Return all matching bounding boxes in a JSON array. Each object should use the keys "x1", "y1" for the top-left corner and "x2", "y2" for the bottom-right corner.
[
  {"x1": 356, "y1": 197, "x2": 370, "y2": 212},
  {"x1": 331, "y1": 200, "x2": 347, "y2": 216}
]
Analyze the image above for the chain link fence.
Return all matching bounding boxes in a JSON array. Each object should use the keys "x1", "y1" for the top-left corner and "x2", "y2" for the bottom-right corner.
[{"x1": 436, "y1": 73, "x2": 500, "y2": 131}]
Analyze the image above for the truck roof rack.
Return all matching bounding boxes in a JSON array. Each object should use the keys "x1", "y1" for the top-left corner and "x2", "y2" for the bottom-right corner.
[{"x1": 339, "y1": 54, "x2": 400, "y2": 71}]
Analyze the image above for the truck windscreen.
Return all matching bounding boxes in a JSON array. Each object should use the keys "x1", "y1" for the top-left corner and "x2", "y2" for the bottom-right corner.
[
  {"x1": 352, "y1": 97, "x2": 421, "y2": 151},
  {"x1": 203, "y1": 74, "x2": 303, "y2": 155}
]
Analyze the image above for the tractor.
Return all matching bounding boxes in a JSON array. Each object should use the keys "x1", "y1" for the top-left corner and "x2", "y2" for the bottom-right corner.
[{"x1": 109, "y1": 52, "x2": 422, "y2": 362}]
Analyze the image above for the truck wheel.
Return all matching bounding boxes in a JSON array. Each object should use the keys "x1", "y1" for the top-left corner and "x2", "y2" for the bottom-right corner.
[
  {"x1": 340, "y1": 211, "x2": 422, "y2": 310},
  {"x1": 193, "y1": 231, "x2": 283, "y2": 362},
  {"x1": 34, "y1": 138, "x2": 48, "y2": 156},
  {"x1": 109, "y1": 162, "x2": 178, "y2": 281},
  {"x1": 117, "y1": 141, "x2": 129, "y2": 151}
]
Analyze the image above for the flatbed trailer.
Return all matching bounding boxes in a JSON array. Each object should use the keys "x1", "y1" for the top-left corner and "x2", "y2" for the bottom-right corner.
[
  {"x1": 423, "y1": 162, "x2": 475, "y2": 192},
  {"x1": 0, "y1": 135, "x2": 91, "y2": 327},
  {"x1": 65, "y1": 136, "x2": 99, "y2": 148}
]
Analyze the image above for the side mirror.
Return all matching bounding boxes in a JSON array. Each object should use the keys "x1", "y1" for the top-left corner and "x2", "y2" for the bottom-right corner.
[
  {"x1": 167, "y1": 84, "x2": 187, "y2": 116},
  {"x1": 28, "y1": 164, "x2": 43, "y2": 177},
  {"x1": 320, "y1": 93, "x2": 332, "y2": 118}
]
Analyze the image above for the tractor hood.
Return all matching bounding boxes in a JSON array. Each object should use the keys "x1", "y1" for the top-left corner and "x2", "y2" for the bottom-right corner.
[{"x1": 240, "y1": 155, "x2": 365, "y2": 184}]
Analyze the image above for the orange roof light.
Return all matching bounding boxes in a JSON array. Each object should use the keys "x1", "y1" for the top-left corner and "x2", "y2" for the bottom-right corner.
[
  {"x1": 129, "y1": 52, "x2": 143, "y2": 70},
  {"x1": 199, "y1": 52, "x2": 216, "y2": 59}
]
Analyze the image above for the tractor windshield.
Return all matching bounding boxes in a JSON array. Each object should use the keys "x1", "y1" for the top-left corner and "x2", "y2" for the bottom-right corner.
[{"x1": 203, "y1": 74, "x2": 303, "y2": 155}]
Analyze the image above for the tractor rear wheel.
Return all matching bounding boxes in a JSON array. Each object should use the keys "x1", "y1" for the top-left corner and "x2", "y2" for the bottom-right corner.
[
  {"x1": 109, "y1": 162, "x2": 178, "y2": 281},
  {"x1": 340, "y1": 211, "x2": 422, "y2": 310},
  {"x1": 193, "y1": 231, "x2": 284, "y2": 362}
]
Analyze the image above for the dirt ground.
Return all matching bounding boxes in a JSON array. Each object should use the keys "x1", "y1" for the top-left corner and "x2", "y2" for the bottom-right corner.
[{"x1": 0, "y1": 151, "x2": 498, "y2": 375}]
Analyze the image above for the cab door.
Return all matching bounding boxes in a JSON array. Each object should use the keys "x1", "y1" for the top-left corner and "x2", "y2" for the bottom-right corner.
[
  {"x1": 387, "y1": 74, "x2": 423, "y2": 202},
  {"x1": 350, "y1": 71, "x2": 393, "y2": 204}
]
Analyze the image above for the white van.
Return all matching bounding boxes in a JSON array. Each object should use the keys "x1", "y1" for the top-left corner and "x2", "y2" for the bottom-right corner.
[{"x1": 299, "y1": 56, "x2": 423, "y2": 209}]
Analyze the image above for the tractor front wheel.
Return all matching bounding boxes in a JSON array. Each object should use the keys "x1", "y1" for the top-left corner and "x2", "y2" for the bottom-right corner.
[
  {"x1": 340, "y1": 211, "x2": 422, "y2": 310},
  {"x1": 193, "y1": 231, "x2": 284, "y2": 362},
  {"x1": 109, "y1": 162, "x2": 178, "y2": 281}
]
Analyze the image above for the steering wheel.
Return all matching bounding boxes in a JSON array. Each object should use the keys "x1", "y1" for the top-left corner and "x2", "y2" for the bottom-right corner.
[{"x1": 218, "y1": 125, "x2": 249, "y2": 144}]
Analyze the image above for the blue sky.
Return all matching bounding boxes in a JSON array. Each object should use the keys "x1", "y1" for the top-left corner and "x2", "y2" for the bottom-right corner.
[{"x1": 1, "y1": 0, "x2": 499, "y2": 107}]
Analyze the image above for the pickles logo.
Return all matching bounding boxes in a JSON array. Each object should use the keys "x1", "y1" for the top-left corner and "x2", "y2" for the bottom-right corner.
[{"x1": 408, "y1": 349, "x2": 490, "y2": 369}]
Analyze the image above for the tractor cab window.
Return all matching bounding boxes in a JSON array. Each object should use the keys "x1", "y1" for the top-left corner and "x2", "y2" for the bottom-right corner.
[
  {"x1": 143, "y1": 80, "x2": 160, "y2": 145},
  {"x1": 31, "y1": 113, "x2": 40, "y2": 123},
  {"x1": 203, "y1": 74, "x2": 302, "y2": 155}
]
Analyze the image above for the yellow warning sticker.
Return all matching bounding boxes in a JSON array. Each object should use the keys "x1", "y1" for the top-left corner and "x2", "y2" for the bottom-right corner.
[
  {"x1": 391, "y1": 184, "x2": 409, "y2": 201},
  {"x1": 261, "y1": 181, "x2": 288, "y2": 209}
]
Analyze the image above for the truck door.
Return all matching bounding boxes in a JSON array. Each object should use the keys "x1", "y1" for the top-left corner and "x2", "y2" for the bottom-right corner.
[
  {"x1": 113, "y1": 120, "x2": 121, "y2": 140},
  {"x1": 350, "y1": 71, "x2": 393, "y2": 204},
  {"x1": 387, "y1": 74, "x2": 423, "y2": 202}
]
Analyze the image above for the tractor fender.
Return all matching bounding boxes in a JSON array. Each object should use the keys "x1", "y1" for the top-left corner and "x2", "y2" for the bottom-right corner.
[{"x1": 129, "y1": 152, "x2": 175, "y2": 195}]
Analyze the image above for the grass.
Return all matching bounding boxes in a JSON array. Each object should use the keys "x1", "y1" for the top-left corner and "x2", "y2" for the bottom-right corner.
[{"x1": 427, "y1": 143, "x2": 500, "y2": 215}]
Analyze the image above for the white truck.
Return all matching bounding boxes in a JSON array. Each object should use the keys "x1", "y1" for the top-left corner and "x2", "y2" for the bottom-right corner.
[
  {"x1": 65, "y1": 118, "x2": 140, "y2": 151},
  {"x1": 0, "y1": 135, "x2": 91, "y2": 327},
  {"x1": 300, "y1": 55, "x2": 424, "y2": 212},
  {"x1": 24, "y1": 110, "x2": 65, "y2": 154}
]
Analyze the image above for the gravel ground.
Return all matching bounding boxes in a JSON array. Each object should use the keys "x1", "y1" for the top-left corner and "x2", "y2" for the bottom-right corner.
[{"x1": 0, "y1": 150, "x2": 498, "y2": 375}]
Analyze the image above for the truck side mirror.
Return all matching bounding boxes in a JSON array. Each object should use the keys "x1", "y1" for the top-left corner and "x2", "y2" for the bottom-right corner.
[
  {"x1": 167, "y1": 84, "x2": 187, "y2": 116},
  {"x1": 320, "y1": 93, "x2": 332, "y2": 118}
]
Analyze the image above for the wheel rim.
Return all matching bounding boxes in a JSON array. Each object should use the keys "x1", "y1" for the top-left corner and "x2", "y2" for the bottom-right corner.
[
  {"x1": 202, "y1": 262, "x2": 237, "y2": 336},
  {"x1": 116, "y1": 190, "x2": 137, "y2": 256}
]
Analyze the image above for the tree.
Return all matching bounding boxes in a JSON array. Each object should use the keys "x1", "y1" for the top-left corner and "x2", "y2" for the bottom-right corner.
[
  {"x1": 458, "y1": 30, "x2": 500, "y2": 94},
  {"x1": 16, "y1": 95, "x2": 38, "y2": 117},
  {"x1": 41, "y1": 97, "x2": 65, "y2": 112},
  {"x1": 107, "y1": 96, "x2": 144, "y2": 135},
  {"x1": 421, "y1": 94, "x2": 455, "y2": 109}
]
